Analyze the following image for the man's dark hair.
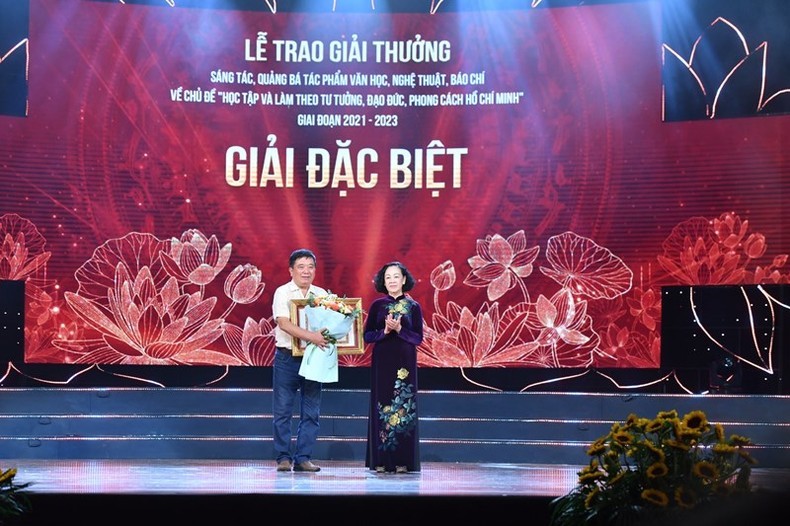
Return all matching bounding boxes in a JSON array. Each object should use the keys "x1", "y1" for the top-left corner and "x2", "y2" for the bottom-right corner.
[
  {"x1": 373, "y1": 261, "x2": 416, "y2": 293},
  {"x1": 289, "y1": 248, "x2": 317, "y2": 268}
]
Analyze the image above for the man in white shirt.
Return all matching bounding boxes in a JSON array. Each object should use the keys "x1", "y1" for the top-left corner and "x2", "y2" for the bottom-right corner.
[{"x1": 271, "y1": 248, "x2": 329, "y2": 472}]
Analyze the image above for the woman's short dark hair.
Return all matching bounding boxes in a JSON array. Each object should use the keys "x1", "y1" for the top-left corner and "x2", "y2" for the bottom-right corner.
[
  {"x1": 373, "y1": 261, "x2": 415, "y2": 293},
  {"x1": 289, "y1": 248, "x2": 316, "y2": 268}
]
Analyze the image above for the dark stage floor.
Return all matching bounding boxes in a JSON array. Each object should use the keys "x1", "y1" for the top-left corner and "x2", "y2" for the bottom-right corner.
[
  {"x1": 13, "y1": 459, "x2": 578, "y2": 496},
  {"x1": 6, "y1": 459, "x2": 790, "y2": 525}
]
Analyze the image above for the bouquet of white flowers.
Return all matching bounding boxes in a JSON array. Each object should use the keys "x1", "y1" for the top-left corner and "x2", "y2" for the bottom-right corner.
[{"x1": 298, "y1": 292, "x2": 360, "y2": 383}]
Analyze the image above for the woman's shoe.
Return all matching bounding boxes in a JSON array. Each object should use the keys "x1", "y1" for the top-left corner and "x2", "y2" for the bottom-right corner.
[
  {"x1": 395, "y1": 465, "x2": 408, "y2": 474},
  {"x1": 375, "y1": 465, "x2": 386, "y2": 473}
]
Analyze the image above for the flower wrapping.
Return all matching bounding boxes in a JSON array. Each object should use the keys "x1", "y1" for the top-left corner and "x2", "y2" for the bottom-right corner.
[{"x1": 298, "y1": 300, "x2": 357, "y2": 383}]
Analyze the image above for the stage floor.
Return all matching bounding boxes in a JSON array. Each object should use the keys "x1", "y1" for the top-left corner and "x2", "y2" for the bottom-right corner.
[
  {"x1": 5, "y1": 460, "x2": 789, "y2": 525},
  {"x1": 11, "y1": 459, "x2": 790, "y2": 497}
]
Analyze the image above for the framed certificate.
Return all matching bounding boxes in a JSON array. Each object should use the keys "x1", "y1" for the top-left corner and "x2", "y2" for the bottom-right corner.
[{"x1": 289, "y1": 297, "x2": 365, "y2": 356}]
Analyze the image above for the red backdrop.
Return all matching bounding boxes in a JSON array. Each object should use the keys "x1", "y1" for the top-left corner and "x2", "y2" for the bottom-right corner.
[{"x1": 0, "y1": 0, "x2": 787, "y2": 378}]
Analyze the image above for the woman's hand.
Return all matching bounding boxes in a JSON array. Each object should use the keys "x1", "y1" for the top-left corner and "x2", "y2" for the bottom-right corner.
[{"x1": 384, "y1": 313, "x2": 401, "y2": 334}]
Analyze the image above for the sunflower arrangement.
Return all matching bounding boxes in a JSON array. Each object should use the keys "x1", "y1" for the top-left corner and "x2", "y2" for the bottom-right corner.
[
  {"x1": 549, "y1": 409, "x2": 757, "y2": 526},
  {"x1": 0, "y1": 467, "x2": 31, "y2": 521}
]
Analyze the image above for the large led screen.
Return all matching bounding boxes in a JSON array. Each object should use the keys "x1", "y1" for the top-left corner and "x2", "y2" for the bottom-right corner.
[{"x1": 0, "y1": 1, "x2": 787, "y2": 385}]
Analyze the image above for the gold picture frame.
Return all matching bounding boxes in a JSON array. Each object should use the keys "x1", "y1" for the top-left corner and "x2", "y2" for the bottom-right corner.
[{"x1": 289, "y1": 298, "x2": 365, "y2": 356}]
